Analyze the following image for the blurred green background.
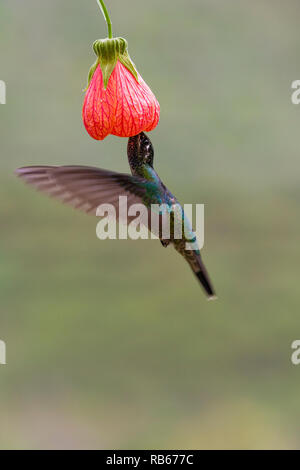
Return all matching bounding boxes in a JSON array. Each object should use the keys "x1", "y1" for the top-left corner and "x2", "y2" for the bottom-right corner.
[{"x1": 1, "y1": 0, "x2": 300, "y2": 449}]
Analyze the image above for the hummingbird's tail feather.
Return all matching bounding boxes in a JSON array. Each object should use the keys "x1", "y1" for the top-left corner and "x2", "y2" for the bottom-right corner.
[
  {"x1": 173, "y1": 241, "x2": 216, "y2": 299},
  {"x1": 195, "y1": 270, "x2": 216, "y2": 299},
  {"x1": 191, "y1": 255, "x2": 217, "y2": 300}
]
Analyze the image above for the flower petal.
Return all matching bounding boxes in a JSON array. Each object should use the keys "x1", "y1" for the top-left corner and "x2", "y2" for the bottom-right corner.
[
  {"x1": 82, "y1": 65, "x2": 116, "y2": 140},
  {"x1": 111, "y1": 61, "x2": 160, "y2": 137}
]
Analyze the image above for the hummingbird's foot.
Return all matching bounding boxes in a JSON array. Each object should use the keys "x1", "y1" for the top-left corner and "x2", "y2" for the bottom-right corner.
[{"x1": 160, "y1": 239, "x2": 170, "y2": 248}]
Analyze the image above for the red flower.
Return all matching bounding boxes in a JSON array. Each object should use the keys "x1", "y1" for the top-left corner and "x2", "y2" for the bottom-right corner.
[
  {"x1": 82, "y1": 37, "x2": 160, "y2": 141},
  {"x1": 83, "y1": 60, "x2": 160, "y2": 141}
]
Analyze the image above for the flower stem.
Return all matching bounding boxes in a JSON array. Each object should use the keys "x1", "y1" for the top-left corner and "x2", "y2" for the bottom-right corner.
[{"x1": 97, "y1": 0, "x2": 113, "y2": 39}]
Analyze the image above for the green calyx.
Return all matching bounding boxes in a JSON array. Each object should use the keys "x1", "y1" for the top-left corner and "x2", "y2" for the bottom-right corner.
[{"x1": 86, "y1": 37, "x2": 138, "y2": 90}]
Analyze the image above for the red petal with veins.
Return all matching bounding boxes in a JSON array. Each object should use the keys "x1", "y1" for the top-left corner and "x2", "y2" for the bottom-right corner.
[{"x1": 82, "y1": 61, "x2": 160, "y2": 140}]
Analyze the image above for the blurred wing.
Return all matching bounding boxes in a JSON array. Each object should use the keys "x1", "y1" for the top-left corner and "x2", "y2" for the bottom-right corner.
[{"x1": 15, "y1": 165, "x2": 159, "y2": 217}]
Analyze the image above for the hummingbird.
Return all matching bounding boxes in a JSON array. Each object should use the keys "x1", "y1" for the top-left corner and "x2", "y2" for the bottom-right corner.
[{"x1": 16, "y1": 132, "x2": 216, "y2": 299}]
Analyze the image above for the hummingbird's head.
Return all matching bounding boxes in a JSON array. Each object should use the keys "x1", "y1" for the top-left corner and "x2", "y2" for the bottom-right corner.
[{"x1": 127, "y1": 132, "x2": 154, "y2": 171}]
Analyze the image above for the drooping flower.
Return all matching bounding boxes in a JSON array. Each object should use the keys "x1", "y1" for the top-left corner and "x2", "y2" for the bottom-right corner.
[
  {"x1": 82, "y1": 1, "x2": 160, "y2": 141},
  {"x1": 83, "y1": 38, "x2": 160, "y2": 141}
]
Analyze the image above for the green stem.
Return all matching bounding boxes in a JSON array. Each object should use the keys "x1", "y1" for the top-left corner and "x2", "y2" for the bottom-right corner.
[{"x1": 97, "y1": 0, "x2": 113, "y2": 39}]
